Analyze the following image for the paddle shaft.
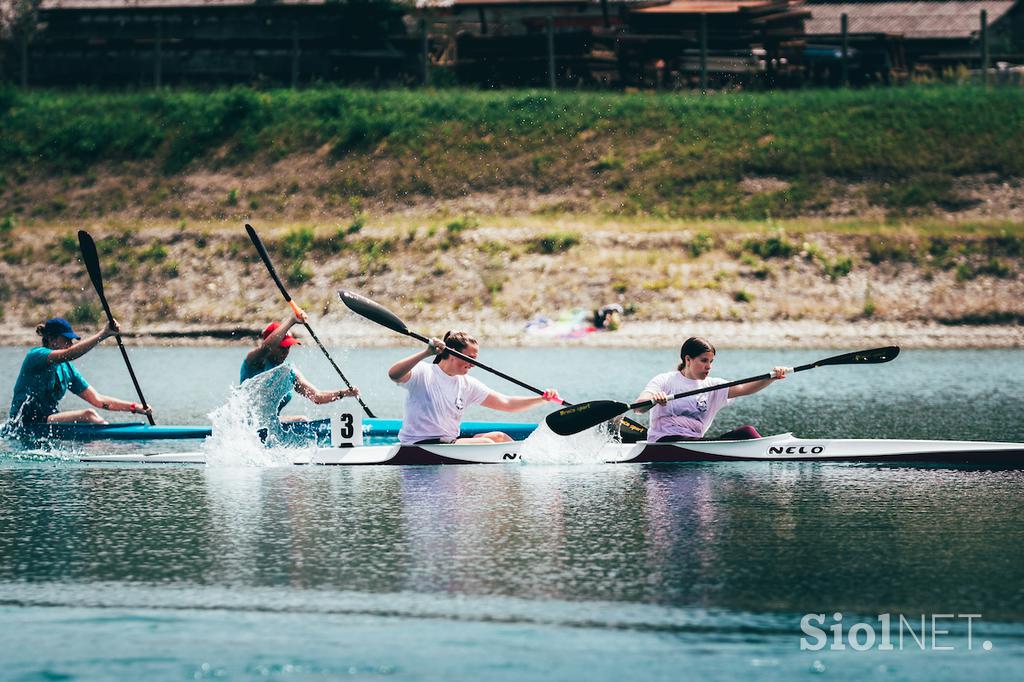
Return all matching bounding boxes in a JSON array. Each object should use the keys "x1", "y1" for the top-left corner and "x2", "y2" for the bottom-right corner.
[
  {"x1": 245, "y1": 224, "x2": 375, "y2": 418},
  {"x1": 339, "y1": 289, "x2": 647, "y2": 438},
  {"x1": 631, "y1": 351, "x2": 885, "y2": 410},
  {"x1": 632, "y1": 371, "x2": 777, "y2": 411},
  {"x1": 404, "y1": 328, "x2": 564, "y2": 403},
  {"x1": 78, "y1": 232, "x2": 155, "y2": 425},
  {"x1": 545, "y1": 346, "x2": 900, "y2": 436},
  {"x1": 396, "y1": 327, "x2": 649, "y2": 436}
]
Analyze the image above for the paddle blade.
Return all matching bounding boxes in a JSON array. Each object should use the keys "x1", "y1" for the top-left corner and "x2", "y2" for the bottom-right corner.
[
  {"x1": 78, "y1": 230, "x2": 113, "y2": 319},
  {"x1": 618, "y1": 417, "x2": 648, "y2": 443},
  {"x1": 339, "y1": 290, "x2": 409, "y2": 336},
  {"x1": 809, "y1": 346, "x2": 901, "y2": 369},
  {"x1": 78, "y1": 230, "x2": 103, "y2": 294},
  {"x1": 545, "y1": 400, "x2": 630, "y2": 436},
  {"x1": 245, "y1": 223, "x2": 292, "y2": 301}
]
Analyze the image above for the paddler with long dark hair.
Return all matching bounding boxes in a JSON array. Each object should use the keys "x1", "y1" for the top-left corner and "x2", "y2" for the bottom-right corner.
[
  {"x1": 634, "y1": 336, "x2": 791, "y2": 442},
  {"x1": 388, "y1": 330, "x2": 562, "y2": 444},
  {"x1": 7, "y1": 317, "x2": 155, "y2": 425}
]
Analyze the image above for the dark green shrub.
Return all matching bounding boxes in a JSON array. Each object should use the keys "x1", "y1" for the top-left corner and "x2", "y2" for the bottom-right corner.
[
  {"x1": 742, "y1": 233, "x2": 795, "y2": 259},
  {"x1": 527, "y1": 231, "x2": 581, "y2": 254}
]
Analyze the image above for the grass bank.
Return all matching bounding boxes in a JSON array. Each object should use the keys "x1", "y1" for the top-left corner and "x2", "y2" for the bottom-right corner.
[{"x1": 2, "y1": 85, "x2": 1024, "y2": 221}]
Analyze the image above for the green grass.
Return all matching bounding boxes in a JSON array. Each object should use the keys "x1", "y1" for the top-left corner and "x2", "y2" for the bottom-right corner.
[{"x1": 3, "y1": 85, "x2": 1024, "y2": 218}]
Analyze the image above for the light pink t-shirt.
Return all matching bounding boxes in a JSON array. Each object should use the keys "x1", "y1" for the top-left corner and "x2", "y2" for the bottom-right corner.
[
  {"x1": 643, "y1": 371, "x2": 732, "y2": 441},
  {"x1": 397, "y1": 362, "x2": 493, "y2": 444}
]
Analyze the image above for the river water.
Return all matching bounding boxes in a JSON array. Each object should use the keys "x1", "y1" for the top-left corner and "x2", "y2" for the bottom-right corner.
[{"x1": 2, "y1": 346, "x2": 1023, "y2": 680}]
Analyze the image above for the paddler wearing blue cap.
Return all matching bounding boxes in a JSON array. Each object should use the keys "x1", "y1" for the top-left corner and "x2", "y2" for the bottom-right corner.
[
  {"x1": 240, "y1": 309, "x2": 360, "y2": 421},
  {"x1": 8, "y1": 317, "x2": 155, "y2": 425}
]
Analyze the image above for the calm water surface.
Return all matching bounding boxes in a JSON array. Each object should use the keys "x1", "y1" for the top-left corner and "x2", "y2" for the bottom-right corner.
[{"x1": 2, "y1": 346, "x2": 1023, "y2": 680}]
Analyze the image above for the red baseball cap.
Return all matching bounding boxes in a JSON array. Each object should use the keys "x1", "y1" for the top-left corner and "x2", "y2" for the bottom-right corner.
[{"x1": 262, "y1": 322, "x2": 300, "y2": 348}]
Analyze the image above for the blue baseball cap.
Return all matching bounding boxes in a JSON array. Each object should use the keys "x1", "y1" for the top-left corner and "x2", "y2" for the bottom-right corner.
[{"x1": 43, "y1": 317, "x2": 81, "y2": 340}]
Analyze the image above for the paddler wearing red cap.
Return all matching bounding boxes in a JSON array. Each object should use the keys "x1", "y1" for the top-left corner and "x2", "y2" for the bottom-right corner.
[
  {"x1": 240, "y1": 309, "x2": 360, "y2": 419},
  {"x1": 7, "y1": 317, "x2": 155, "y2": 425}
]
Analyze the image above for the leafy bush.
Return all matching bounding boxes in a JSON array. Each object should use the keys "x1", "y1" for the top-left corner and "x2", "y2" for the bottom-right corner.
[
  {"x1": 138, "y1": 243, "x2": 168, "y2": 262},
  {"x1": 163, "y1": 261, "x2": 180, "y2": 278},
  {"x1": 527, "y1": 231, "x2": 581, "y2": 254},
  {"x1": 355, "y1": 237, "x2": 395, "y2": 274},
  {"x1": 742, "y1": 233, "x2": 795, "y2": 259},
  {"x1": 957, "y1": 258, "x2": 1014, "y2": 281},
  {"x1": 67, "y1": 301, "x2": 102, "y2": 325},
  {"x1": 688, "y1": 231, "x2": 714, "y2": 258},
  {"x1": 281, "y1": 227, "x2": 315, "y2": 260},
  {"x1": 287, "y1": 261, "x2": 312, "y2": 285},
  {"x1": 821, "y1": 255, "x2": 853, "y2": 280},
  {"x1": 440, "y1": 214, "x2": 477, "y2": 249},
  {"x1": 862, "y1": 288, "x2": 876, "y2": 317},
  {"x1": 867, "y1": 239, "x2": 916, "y2": 264}
]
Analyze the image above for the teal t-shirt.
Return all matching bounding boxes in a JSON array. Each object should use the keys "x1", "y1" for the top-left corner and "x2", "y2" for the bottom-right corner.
[
  {"x1": 240, "y1": 358, "x2": 294, "y2": 413},
  {"x1": 9, "y1": 347, "x2": 89, "y2": 421}
]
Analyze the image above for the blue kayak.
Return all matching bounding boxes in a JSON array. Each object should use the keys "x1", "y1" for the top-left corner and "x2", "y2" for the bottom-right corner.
[{"x1": 9, "y1": 418, "x2": 539, "y2": 443}]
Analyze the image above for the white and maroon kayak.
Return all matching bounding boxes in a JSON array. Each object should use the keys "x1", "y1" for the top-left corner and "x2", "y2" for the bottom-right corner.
[{"x1": 79, "y1": 432, "x2": 1024, "y2": 466}]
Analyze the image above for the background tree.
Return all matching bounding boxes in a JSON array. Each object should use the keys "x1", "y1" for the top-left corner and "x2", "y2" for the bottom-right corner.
[{"x1": 1, "y1": 0, "x2": 41, "y2": 84}]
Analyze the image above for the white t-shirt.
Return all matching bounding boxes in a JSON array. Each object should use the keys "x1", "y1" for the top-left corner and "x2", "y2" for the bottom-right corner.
[
  {"x1": 643, "y1": 371, "x2": 732, "y2": 441},
  {"x1": 397, "y1": 362, "x2": 493, "y2": 444}
]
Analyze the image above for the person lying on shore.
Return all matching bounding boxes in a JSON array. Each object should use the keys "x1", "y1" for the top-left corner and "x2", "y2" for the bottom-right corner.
[
  {"x1": 388, "y1": 330, "x2": 561, "y2": 445},
  {"x1": 8, "y1": 317, "x2": 154, "y2": 425},
  {"x1": 240, "y1": 310, "x2": 360, "y2": 422},
  {"x1": 633, "y1": 336, "x2": 791, "y2": 442}
]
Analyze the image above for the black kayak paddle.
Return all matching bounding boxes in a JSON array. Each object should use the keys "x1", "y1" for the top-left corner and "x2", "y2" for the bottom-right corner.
[
  {"x1": 78, "y1": 230, "x2": 156, "y2": 425},
  {"x1": 245, "y1": 224, "x2": 375, "y2": 418},
  {"x1": 545, "y1": 346, "x2": 901, "y2": 437},
  {"x1": 338, "y1": 290, "x2": 649, "y2": 441}
]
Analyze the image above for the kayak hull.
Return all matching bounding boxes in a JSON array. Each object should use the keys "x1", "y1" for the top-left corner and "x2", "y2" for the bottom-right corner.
[
  {"x1": 9, "y1": 418, "x2": 538, "y2": 443},
  {"x1": 79, "y1": 433, "x2": 1024, "y2": 466},
  {"x1": 623, "y1": 432, "x2": 1024, "y2": 465}
]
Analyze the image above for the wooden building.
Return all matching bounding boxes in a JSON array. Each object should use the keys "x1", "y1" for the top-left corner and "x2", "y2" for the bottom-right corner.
[
  {"x1": 414, "y1": 0, "x2": 642, "y2": 87},
  {"x1": 803, "y1": 0, "x2": 1024, "y2": 78},
  {"x1": 620, "y1": 1, "x2": 810, "y2": 87},
  {"x1": 12, "y1": 0, "x2": 413, "y2": 87},
  {"x1": 415, "y1": 0, "x2": 810, "y2": 87}
]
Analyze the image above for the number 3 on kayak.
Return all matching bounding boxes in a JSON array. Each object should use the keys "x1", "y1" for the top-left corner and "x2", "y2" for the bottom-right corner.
[{"x1": 331, "y1": 411, "x2": 363, "y2": 447}]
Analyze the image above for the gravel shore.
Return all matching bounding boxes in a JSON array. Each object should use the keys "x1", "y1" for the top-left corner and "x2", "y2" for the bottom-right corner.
[{"x1": 2, "y1": 319, "x2": 1020, "y2": 349}]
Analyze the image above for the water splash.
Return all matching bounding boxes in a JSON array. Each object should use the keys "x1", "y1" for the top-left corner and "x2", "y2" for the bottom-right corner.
[
  {"x1": 203, "y1": 365, "x2": 313, "y2": 468},
  {"x1": 0, "y1": 419, "x2": 81, "y2": 462},
  {"x1": 518, "y1": 420, "x2": 621, "y2": 465}
]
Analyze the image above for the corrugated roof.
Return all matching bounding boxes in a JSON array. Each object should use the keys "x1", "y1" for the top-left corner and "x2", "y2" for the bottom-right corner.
[
  {"x1": 417, "y1": 0, "x2": 588, "y2": 7},
  {"x1": 40, "y1": 0, "x2": 328, "y2": 8},
  {"x1": 804, "y1": 1, "x2": 1017, "y2": 38},
  {"x1": 633, "y1": 0, "x2": 779, "y2": 13},
  {"x1": 40, "y1": 0, "x2": 618, "y2": 7}
]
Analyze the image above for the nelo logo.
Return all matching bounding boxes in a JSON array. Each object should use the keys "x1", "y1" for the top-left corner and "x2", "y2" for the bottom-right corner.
[{"x1": 769, "y1": 444, "x2": 825, "y2": 455}]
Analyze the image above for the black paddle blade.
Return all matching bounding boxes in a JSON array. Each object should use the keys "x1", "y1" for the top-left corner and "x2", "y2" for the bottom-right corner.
[
  {"x1": 78, "y1": 231, "x2": 103, "y2": 294},
  {"x1": 78, "y1": 230, "x2": 114, "y2": 318},
  {"x1": 545, "y1": 400, "x2": 630, "y2": 436},
  {"x1": 617, "y1": 417, "x2": 648, "y2": 443},
  {"x1": 245, "y1": 223, "x2": 293, "y2": 300},
  {"x1": 809, "y1": 346, "x2": 901, "y2": 369},
  {"x1": 339, "y1": 290, "x2": 409, "y2": 336}
]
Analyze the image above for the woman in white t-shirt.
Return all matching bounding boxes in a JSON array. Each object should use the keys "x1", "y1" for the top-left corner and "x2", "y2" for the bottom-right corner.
[
  {"x1": 634, "y1": 337, "x2": 791, "y2": 442},
  {"x1": 389, "y1": 331, "x2": 561, "y2": 445}
]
